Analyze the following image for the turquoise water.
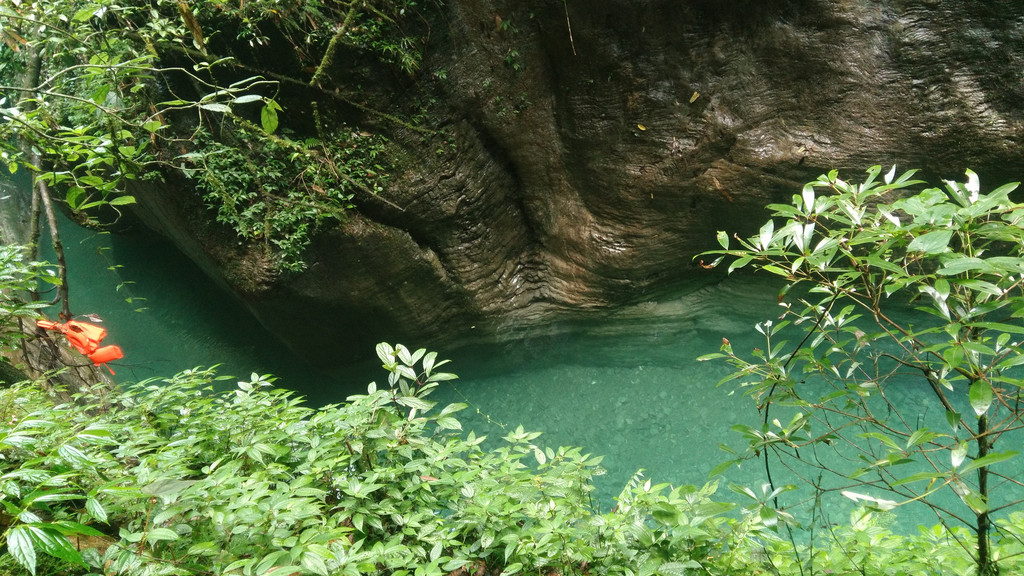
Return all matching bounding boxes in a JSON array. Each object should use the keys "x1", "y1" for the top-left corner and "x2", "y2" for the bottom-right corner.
[
  {"x1": 48, "y1": 217, "x2": 774, "y2": 498},
  {"x1": 39, "y1": 217, "x2": 345, "y2": 401},
  {"x1": 427, "y1": 282, "x2": 777, "y2": 505},
  {"x1": 32, "y1": 215, "x2": 1024, "y2": 533}
]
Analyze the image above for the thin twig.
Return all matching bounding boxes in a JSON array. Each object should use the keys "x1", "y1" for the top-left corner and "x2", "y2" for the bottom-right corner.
[{"x1": 562, "y1": 0, "x2": 576, "y2": 56}]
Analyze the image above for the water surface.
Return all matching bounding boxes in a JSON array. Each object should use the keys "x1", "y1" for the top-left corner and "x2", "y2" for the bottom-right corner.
[{"x1": 40, "y1": 217, "x2": 1020, "y2": 532}]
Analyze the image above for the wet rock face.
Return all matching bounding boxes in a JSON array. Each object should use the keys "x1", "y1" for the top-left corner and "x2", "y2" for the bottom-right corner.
[{"x1": 133, "y1": 0, "x2": 1024, "y2": 365}]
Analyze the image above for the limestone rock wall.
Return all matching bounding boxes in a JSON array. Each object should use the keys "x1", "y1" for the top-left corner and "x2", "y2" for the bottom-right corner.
[{"x1": 129, "y1": 0, "x2": 1024, "y2": 365}]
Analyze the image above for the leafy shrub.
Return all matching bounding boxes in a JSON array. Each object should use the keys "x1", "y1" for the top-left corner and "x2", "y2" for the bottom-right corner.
[
  {"x1": 700, "y1": 166, "x2": 1024, "y2": 576},
  {"x1": 1, "y1": 0, "x2": 424, "y2": 274},
  {"x1": 0, "y1": 246, "x2": 60, "y2": 354},
  {"x1": 0, "y1": 342, "x2": 757, "y2": 576}
]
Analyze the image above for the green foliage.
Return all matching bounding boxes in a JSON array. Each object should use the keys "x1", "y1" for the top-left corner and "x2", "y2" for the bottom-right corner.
[
  {"x1": 700, "y1": 166, "x2": 1024, "y2": 574},
  {"x1": 181, "y1": 125, "x2": 386, "y2": 271},
  {"x1": 344, "y1": 1, "x2": 427, "y2": 74},
  {"x1": 0, "y1": 351, "x2": 760, "y2": 576},
  {"x1": 0, "y1": 245, "x2": 58, "y2": 352},
  {"x1": 1, "y1": 0, "x2": 427, "y2": 268},
  {"x1": 761, "y1": 508, "x2": 1024, "y2": 576},
  {"x1": 208, "y1": 0, "x2": 427, "y2": 74}
]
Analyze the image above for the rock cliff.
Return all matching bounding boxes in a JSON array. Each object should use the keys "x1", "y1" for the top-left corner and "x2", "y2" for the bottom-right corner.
[{"x1": 127, "y1": 0, "x2": 1024, "y2": 365}]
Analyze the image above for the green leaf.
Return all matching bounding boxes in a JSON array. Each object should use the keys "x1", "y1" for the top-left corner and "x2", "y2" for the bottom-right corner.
[
  {"x1": 27, "y1": 525, "x2": 85, "y2": 568},
  {"x1": 65, "y1": 186, "x2": 86, "y2": 211},
  {"x1": 141, "y1": 479, "x2": 198, "y2": 503},
  {"x1": 261, "y1": 101, "x2": 280, "y2": 134},
  {"x1": 961, "y1": 340, "x2": 996, "y2": 358},
  {"x1": 908, "y1": 230, "x2": 952, "y2": 254},
  {"x1": 956, "y1": 482, "x2": 989, "y2": 514},
  {"x1": 905, "y1": 428, "x2": 938, "y2": 450},
  {"x1": 652, "y1": 502, "x2": 679, "y2": 526},
  {"x1": 884, "y1": 165, "x2": 896, "y2": 185},
  {"x1": 395, "y1": 396, "x2": 434, "y2": 411},
  {"x1": 8, "y1": 526, "x2": 37, "y2": 575},
  {"x1": 146, "y1": 527, "x2": 180, "y2": 543},
  {"x1": 658, "y1": 561, "x2": 703, "y2": 576},
  {"x1": 859, "y1": 432, "x2": 902, "y2": 452},
  {"x1": 439, "y1": 402, "x2": 467, "y2": 417},
  {"x1": 759, "y1": 505, "x2": 779, "y2": 526},
  {"x1": 707, "y1": 458, "x2": 738, "y2": 478},
  {"x1": 960, "y1": 450, "x2": 1018, "y2": 475},
  {"x1": 78, "y1": 175, "x2": 105, "y2": 187},
  {"x1": 26, "y1": 490, "x2": 80, "y2": 505},
  {"x1": 186, "y1": 542, "x2": 220, "y2": 557},
  {"x1": 90, "y1": 85, "x2": 111, "y2": 106},
  {"x1": 841, "y1": 491, "x2": 897, "y2": 511},
  {"x1": 85, "y1": 497, "x2": 107, "y2": 523},
  {"x1": 758, "y1": 220, "x2": 774, "y2": 250},
  {"x1": 727, "y1": 256, "x2": 753, "y2": 274},
  {"x1": 50, "y1": 521, "x2": 104, "y2": 538},
  {"x1": 937, "y1": 256, "x2": 989, "y2": 275},
  {"x1": 301, "y1": 551, "x2": 330, "y2": 576},
  {"x1": 107, "y1": 195, "x2": 136, "y2": 206},
  {"x1": 890, "y1": 471, "x2": 944, "y2": 487},
  {"x1": 801, "y1": 182, "x2": 815, "y2": 214},
  {"x1": 716, "y1": 230, "x2": 729, "y2": 249},
  {"x1": 376, "y1": 342, "x2": 395, "y2": 364},
  {"x1": 422, "y1": 351, "x2": 437, "y2": 375},
  {"x1": 952, "y1": 441, "x2": 968, "y2": 468},
  {"x1": 945, "y1": 411, "x2": 962, "y2": 433},
  {"x1": 969, "y1": 381, "x2": 993, "y2": 417},
  {"x1": 435, "y1": 417, "x2": 462, "y2": 431},
  {"x1": 232, "y1": 94, "x2": 263, "y2": 104},
  {"x1": 72, "y1": 7, "x2": 98, "y2": 21},
  {"x1": 199, "y1": 102, "x2": 231, "y2": 113}
]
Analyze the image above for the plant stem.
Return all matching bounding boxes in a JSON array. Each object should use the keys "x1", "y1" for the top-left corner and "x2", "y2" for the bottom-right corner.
[
  {"x1": 976, "y1": 411, "x2": 996, "y2": 576},
  {"x1": 309, "y1": 3, "x2": 360, "y2": 88}
]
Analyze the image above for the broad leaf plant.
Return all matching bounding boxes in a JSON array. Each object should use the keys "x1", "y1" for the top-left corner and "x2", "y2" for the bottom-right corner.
[{"x1": 701, "y1": 166, "x2": 1024, "y2": 576}]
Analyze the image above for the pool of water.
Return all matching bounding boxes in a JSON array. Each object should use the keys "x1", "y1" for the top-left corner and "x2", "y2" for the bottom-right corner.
[
  {"x1": 36, "y1": 215, "x2": 1021, "y2": 533},
  {"x1": 47, "y1": 217, "x2": 777, "y2": 492}
]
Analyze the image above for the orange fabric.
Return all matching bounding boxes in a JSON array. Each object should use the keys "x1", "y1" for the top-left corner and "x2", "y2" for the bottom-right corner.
[
  {"x1": 88, "y1": 345, "x2": 124, "y2": 364},
  {"x1": 36, "y1": 319, "x2": 123, "y2": 367},
  {"x1": 63, "y1": 321, "x2": 107, "y2": 355}
]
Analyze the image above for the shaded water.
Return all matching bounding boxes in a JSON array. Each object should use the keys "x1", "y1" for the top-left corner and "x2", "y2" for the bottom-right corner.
[
  {"x1": 29, "y1": 216, "x2": 1024, "y2": 533},
  {"x1": 37, "y1": 216, "x2": 343, "y2": 402},
  {"x1": 47, "y1": 218, "x2": 775, "y2": 496}
]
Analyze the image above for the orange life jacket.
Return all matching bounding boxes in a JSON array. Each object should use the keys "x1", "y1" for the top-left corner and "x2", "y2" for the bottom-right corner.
[{"x1": 36, "y1": 319, "x2": 125, "y2": 370}]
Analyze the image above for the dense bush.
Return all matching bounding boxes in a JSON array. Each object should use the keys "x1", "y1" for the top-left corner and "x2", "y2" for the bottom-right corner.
[
  {"x1": 701, "y1": 166, "x2": 1024, "y2": 576},
  {"x1": 0, "y1": 341, "x2": 775, "y2": 576},
  {"x1": 7, "y1": 343, "x2": 1024, "y2": 576}
]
